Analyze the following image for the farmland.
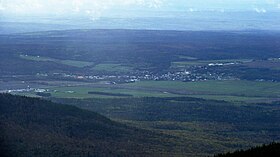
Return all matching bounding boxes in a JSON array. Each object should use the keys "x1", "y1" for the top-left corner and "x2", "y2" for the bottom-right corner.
[
  {"x1": 7, "y1": 80, "x2": 280, "y2": 103},
  {"x1": 126, "y1": 80, "x2": 280, "y2": 98},
  {"x1": 20, "y1": 54, "x2": 93, "y2": 68},
  {"x1": 1, "y1": 29, "x2": 280, "y2": 156},
  {"x1": 92, "y1": 63, "x2": 133, "y2": 73}
]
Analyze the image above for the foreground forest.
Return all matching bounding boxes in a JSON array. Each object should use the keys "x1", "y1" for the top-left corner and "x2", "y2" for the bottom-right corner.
[
  {"x1": 0, "y1": 94, "x2": 193, "y2": 157},
  {"x1": 1, "y1": 94, "x2": 279, "y2": 157},
  {"x1": 214, "y1": 142, "x2": 280, "y2": 157}
]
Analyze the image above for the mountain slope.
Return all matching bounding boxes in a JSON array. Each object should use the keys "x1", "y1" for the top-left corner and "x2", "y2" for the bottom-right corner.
[
  {"x1": 214, "y1": 142, "x2": 280, "y2": 157},
  {"x1": 0, "y1": 94, "x2": 186, "y2": 157}
]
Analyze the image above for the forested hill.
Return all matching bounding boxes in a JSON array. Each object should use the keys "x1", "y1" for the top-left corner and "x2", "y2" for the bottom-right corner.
[
  {"x1": 214, "y1": 142, "x2": 280, "y2": 157},
  {"x1": 0, "y1": 94, "x2": 185, "y2": 157}
]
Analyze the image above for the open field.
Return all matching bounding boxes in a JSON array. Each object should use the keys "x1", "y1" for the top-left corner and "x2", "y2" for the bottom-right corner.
[
  {"x1": 17, "y1": 85, "x2": 177, "y2": 99},
  {"x1": 8, "y1": 80, "x2": 280, "y2": 102},
  {"x1": 49, "y1": 86, "x2": 177, "y2": 98},
  {"x1": 92, "y1": 63, "x2": 133, "y2": 73},
  {"x1": 19, "y1": 54, "x2": 93, "y2": 68},
  {"x1": 244, "y1": 59, "x2": 280, "y2": 70},
  {"x1": 125, "y1": 80, "x2": 280, "y2": 98},
  {"x1": 171, "y1": 59, "x2": 253, "y2": 68},
  {"x1": 187, "y1": 95, "x2": 269, "y2": 102}
]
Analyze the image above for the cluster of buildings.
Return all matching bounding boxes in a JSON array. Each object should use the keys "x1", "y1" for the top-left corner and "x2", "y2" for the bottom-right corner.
[{"x1": 35, "y1": 64, "x2": 234, "y2": 84}]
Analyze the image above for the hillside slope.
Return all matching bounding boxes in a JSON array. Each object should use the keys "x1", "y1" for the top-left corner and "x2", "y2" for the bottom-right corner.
[
  {"x1": 0, "y1": 94, "x2": 187, "y2": 157},
  {"x1": 214, "y1": 142, "x2": 280, "y2": 157}
]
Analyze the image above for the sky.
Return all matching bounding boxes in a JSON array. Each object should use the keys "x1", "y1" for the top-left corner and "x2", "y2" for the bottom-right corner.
[
  {"x1": 1, "y1": 0, "x2": 280, "y2": 19},
  {"x1": 1, "y1": 0, "x2": 280, "y2": 32}
]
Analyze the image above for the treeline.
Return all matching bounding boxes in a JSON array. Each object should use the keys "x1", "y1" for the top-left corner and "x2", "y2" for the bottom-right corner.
[
  {"x1": 88, "y1": 91, "x2": 132, "y2": 97},
  {"x1": 0, "y1": 94, "x2": 188, "y2": 157},
  {"x1": 214, "y1": 142, "x2": 280, "y2": 157}
]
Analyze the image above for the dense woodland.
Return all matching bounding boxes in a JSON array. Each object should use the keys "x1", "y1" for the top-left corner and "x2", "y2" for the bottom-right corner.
[
  {"x1": 53, "y1": 97, "x2": 280, "y2": 155},
  {"x1": 0, "y1": 94, "x2": 193, "y2": 157},
  {"x1": 1, "y1": 30, "x2": 280, "y2": 75},
  {"x1": 1, "y1": 94, "x2": 279, "y2": 157},
  {"x1": 214, "y1": 142, "x2": 280, "y2": 157}
]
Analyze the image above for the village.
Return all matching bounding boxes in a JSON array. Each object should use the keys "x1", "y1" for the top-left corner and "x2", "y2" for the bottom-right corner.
[{"x1": 33, "y1": 63, "x2": 236, "y2": 84}]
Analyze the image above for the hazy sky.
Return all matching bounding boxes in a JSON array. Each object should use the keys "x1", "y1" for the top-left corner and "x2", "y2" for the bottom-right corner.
[{"x1": 1, "y1": 0, "x2": 280, "y2": 19}]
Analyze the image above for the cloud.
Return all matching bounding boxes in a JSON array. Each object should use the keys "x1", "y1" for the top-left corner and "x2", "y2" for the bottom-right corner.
[
  {"x1": 187, "y1": 8, "x2": 198, "y2": 12},
  {"x1": 0, "y1": 4, "x2": 5, "y2": 11},
  {"x1": 0, "y1": 0, "x2": 163, "y2": 20},
  {"x1": 186, "y1": 8, "x2": 225, "y2": 13},
  {"x1": 265, "y1": 0, "x2": 280, "y2": 9},
  {"x1": 1, "y1": 0, "x2": 279, "y2": 20},
  {"x1": 254, "y1": 7, "x2": 267, "y2": 13},
  {"x1": 147, "y1": 0, "x2": 163, "y2": 8}
]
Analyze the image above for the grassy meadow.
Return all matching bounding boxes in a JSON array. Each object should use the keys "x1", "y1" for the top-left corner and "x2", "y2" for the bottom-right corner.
[{"x1": 19, "y1": 54, "x2": 93, "y2": 68}]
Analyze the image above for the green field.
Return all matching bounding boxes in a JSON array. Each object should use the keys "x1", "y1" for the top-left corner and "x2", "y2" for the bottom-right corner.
[
  {"x1": 92, "y1": 63, "x2": 133, "y2": 73},
  {"x1": 15, "y1": 80, "x2": 280, "y2": 102},
  {"x1": 43, "y1": 86, "x2": 177, "y2": 98},
  {"x1": 244, "y1": 59, "x2": 280, "y2": 70},
  {"x1": 189, "y1": 95, "x2": 267, "y2": 102},
  {"x1": 172, "y1": 59, "x2": 253, "y2": 68},
  {"x1": 124, "y1": 80, "x2": 280, "y2": 101},
  {"x1": 126, "y1": 80, "x2": 280, "y2": 97},
  {"x1": 177, "y1": 55, "x2": 198, "y2": 60},
  {"x1": 19, "y1": 55, "x2": 93, "y2": 68}
]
